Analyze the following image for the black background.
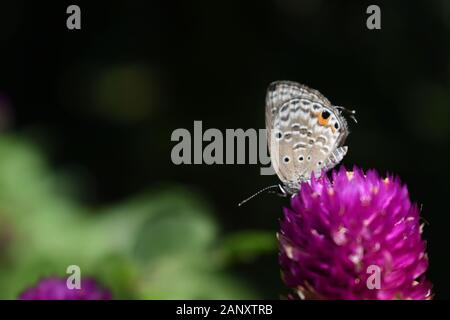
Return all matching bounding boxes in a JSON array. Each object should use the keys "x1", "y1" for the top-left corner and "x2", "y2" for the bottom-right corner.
[{"x1": 1, "y1": 0, "x2": 449, "y2": 299}]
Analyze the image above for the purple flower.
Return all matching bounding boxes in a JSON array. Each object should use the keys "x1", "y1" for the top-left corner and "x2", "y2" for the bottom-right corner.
[
  {"x1": 19, "y1": 276, "x2": 112, "y2": 300},
  {"x1": 279, "y1": 166, "x2": 432, "y2": 300}
]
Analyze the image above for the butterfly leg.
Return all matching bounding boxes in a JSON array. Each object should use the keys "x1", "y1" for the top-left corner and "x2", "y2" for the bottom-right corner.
[{"x1": 268, "y1": 184, "x2": 289, "y2": 197}]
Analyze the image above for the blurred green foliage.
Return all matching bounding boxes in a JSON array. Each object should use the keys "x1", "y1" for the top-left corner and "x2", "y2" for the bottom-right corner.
[{"x1": 0, "y1": 134, "x2": 276, "y2": 299}]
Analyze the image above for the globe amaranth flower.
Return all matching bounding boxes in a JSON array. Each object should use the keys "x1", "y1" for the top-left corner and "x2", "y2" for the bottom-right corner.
[
  {"x1": 19, "y1": 276, "x2": 112, "y2": 300},
  {"x1": 279, "y1": 166, "x2": 432, "y2": 300}
]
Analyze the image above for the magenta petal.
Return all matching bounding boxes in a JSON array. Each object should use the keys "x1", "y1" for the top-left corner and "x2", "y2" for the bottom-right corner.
[{"x1": 19, "y1": 276, "x2": 112, "y2": 300}]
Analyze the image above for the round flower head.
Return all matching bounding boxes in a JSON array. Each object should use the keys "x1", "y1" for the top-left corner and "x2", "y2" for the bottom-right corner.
[
  {"x1": 279, "y1": 166, "x2": 432, "y2": 300},
  {"x1": 19, "y1": 276, "x2": 112, "y2": 300}
]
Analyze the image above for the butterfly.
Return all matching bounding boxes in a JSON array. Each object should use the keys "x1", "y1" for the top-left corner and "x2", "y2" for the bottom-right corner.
[{"x1": 239, "y1": 81, "x2": 356, "y2": 206}]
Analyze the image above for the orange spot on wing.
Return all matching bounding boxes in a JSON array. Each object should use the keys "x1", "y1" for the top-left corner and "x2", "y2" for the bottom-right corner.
[
  {"x1": 318, "y1": 114, "x2": 329, "y2": 126},
  {"x1": 314, "y1": 112, "x2": 335, "y2": 133}
]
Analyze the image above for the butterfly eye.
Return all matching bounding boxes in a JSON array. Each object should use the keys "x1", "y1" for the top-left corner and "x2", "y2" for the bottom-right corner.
[
  {"x1": 283, "y1": 156, "x2": 290, "y2": 163},
  {"x1": 298, "y1": 156, "x2": 304, "y2": 162}
]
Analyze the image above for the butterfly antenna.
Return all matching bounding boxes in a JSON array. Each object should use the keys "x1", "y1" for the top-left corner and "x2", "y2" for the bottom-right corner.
[
  {"x1": 238, "y1": 185, "x2": 281, "y2": 207},
  {"x1": 336, "y1": 106, "x2": 358, "y2": 123},
  {"x1": 349, "y1": 110, "x2": 358, "y2": 124}
]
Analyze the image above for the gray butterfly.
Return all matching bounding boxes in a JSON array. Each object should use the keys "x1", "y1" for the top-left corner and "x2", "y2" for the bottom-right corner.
[{"x1": 239, "y1": 81, "x2": 356, "y2": 206}]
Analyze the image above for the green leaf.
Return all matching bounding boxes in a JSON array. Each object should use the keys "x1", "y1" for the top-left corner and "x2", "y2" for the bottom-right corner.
[{"x1": 218, "y1": 230, "x2": 277, "y2": 265}]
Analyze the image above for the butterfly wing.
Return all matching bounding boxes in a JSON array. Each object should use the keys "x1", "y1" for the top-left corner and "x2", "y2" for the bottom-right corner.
[{"x1": 266, "y1": 81, "x2": 349, "y2": 191}]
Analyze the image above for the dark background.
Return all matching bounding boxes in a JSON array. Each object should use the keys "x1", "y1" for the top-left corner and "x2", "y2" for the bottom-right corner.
[{"x1": 1, "y1": 0, "x2": 449, "y2": 298}]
